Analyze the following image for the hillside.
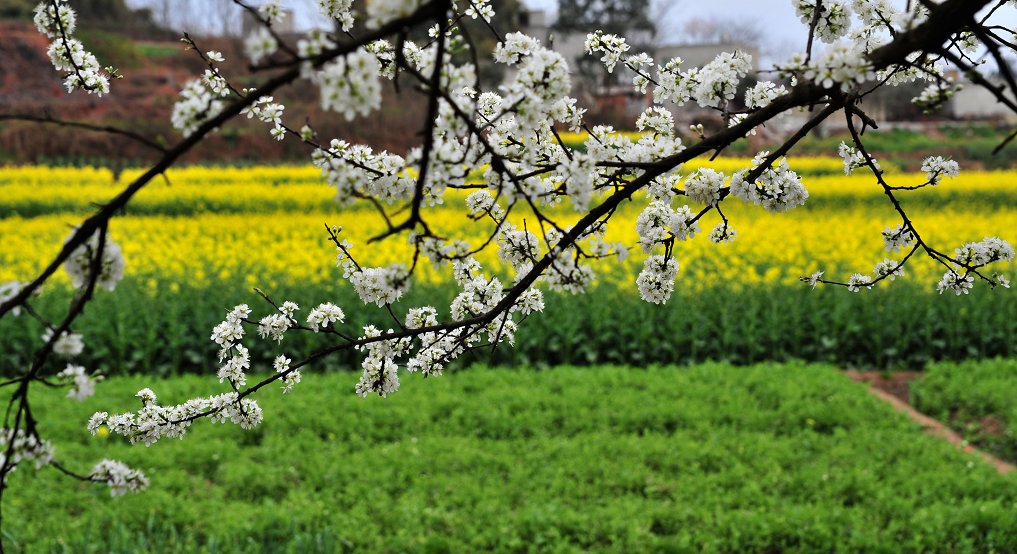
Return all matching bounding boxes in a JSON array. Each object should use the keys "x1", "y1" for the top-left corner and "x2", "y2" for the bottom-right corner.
[{"x1": 0, "y1": 21, "x2": 424, "y2": 165}]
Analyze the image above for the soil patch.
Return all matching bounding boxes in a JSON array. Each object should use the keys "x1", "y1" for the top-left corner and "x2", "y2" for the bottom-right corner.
[
  {"x1": 846, "y1": 370, "x2": 1015, "y2": 475},
  {"x1": 844, "y1": 370, "x2": 923, "y2": 404}
]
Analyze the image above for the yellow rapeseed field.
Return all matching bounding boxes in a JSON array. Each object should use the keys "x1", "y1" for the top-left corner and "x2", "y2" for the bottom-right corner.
[{"x1": 0, "y1": 163, "x2": 1013, "y2": 294}]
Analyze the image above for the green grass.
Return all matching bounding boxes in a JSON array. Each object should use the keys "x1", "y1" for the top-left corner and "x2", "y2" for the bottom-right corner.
[
  {"x1": 3, "y1": 279, "x2": 1015, "y2": 376},
  {"x1": 5, "y1": 363, "x2": 1017, "y2": 553},
  {"x1": 767, "y1": 126, "x2": 1017, "y2": 171},
  {"x1": 136, "y1": 42, "x2": 180, "y2": 59},
  {"x1": 911, "y1": 358, "x2": 1017, "y2": 462}
]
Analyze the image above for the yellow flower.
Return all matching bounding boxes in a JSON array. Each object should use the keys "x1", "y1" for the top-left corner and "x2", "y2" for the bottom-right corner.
[{"x1": 0, "y1": 164, "x2": 1012, "y2": 294}]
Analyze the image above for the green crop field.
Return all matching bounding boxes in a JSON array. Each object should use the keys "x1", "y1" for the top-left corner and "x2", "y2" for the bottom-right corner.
[{"x1": 5, "y1": 363, "x2": 1017, "y2": 553}]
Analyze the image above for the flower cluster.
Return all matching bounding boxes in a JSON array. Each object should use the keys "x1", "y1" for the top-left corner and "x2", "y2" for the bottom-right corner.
[
  {"x1": 779, "y1": 28, "x2": 880, "y2": 92},
  {"x1": 210, "y1": 304, "x2": 253, "y2": 387},
  {"x1": 33, "y1": 0, "x2": 110, "y2": 95},
  {"x1": 171, "y1": 78, "x2": 225, "y2": 137},
  {"x1": 913, "y1": 80, "x2": 959, "y2": 112},
  {"x1": 745, "y1": 81, "x2": 787, "y2": 109},
  {"x1": 464, "y1": 0, "x2": 495, "y2": 21},
  {"x1": 56, "y1": 364, "x2": 99, "y2": 401},
  {"x1": 345, "y1": 263, "x2": 410, "y2": 307},
  {"x1": 954, "y1": 237, "x2": 1015, "y2": 267},
  {"x1": 241, "y1": 95, "x2": 287, "y2": 142},
  {"x1": 793, "y1": 0, "x2": 851, "y2": 42},
  {"x1": 730, "y1": 158, "x2": 809, "y2": 213},
  {"x1": 89, "y1": 459, "x2": 149, "y2": 496},
  {"x1": 802, "y1": 41, "x2": 875, "y2": 89},
  {"x1": 0, "y1": 428, "x2": 54, "y2": 477},
  {"x1": 882, "y1": 224, "x2": 915, "y2": 252},
  {"x1": 244, "y1": 28, "x2": 278, "y2": 65},
  {"x1": 276, "y1": 356, "x2": 300, "y2": 393},
  {"x1": 42, "y1": 328, "x2": 84, "y2": 357},
  {"x1": 584, "y1": 32, "x2": 630, "y2": 73},
  {"x1": 316, "y1": 50, "x2": 382, "y2": 120},
  {"x1": 258, "y1": 301, "x2": 299, "y2": 342},
  {"x1": 317, "y1": 0, "x2": 355, "y2": 32},
  {"x1": 936, "y1": 271, "x2": 974, "y2": 295},
  {"x1": 307, "y1": 302, "x2": 345, "y2": 331},
  {"x1": 62, "y1": 227, "x2": 125, "y2": 291},
  {"x1": 709, "y1": 223, "x2": 737, "y2": 244},
  {"x1": 637, "y1": 255, "x2": 680, "y2": 304},
  {"x1": 366, "y1": 0, "x2": 424, "y2": 29},
  {"x1": 258, "y1": 1, "x2": 285, "y2": 24},
  {"x1": 497, "y1": 224, "x2": 540, "y2": 268},
  {"x1": 838, "y1": 142, "x2": 879, "y2": 175},
  {"x1": 691, "y1": 51, "x2": 753, "y2": 109},
  {"x1": 873, "y1": 258, "x2": 906, "y2": 281},
  {"x1": 922, "y1": 156, "x2": 960, "y2": 185},
  {"x1": 91, "y1": 383, "x2": 265, "y2": 447},
  {"x1": 311, "y1": 139, "x2": 414, "y2": 206},
  {"x1": 847, "y1": 273, "x2": 873, "y2": 292},
  {"x1": 635, "y1": 201, "x2": 700, "y2": 253},
  {"x1": 684, "y1": 169, "x2": 726, "y2": 206}
]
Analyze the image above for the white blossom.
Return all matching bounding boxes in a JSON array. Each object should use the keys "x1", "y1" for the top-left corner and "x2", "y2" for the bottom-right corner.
[
  {"x1": 807, "y1": 270, "x2": 824, "y2": 288},
  {"x1": 42, "y1": 328, "x2": 84, "y2": 357},
  {"x1": 838, "y1": 141, "x2": 877, "y2": 174},
  {"x1": 954, "y1": 237, "x2": 1015, "y2": 266},
  {"x1": 873, "y1": 258, "x2": 905, "y2": 281},
  {"x1": 0, "y1": 281, "x2": 24, "y2": 316},
  {"x1": 56, "y1": 364, "x2": 98, "y2": 401},
  {"x1": 171, "y1": 78, "x2": 224, "y2": 137},
  {"x1": 693, "y1": 50, "x2": 752, "y2": 108},
  {"x1": 745, "y1": 81, "x2": 786, "y2": 109},
  {"x1": 882, "y1": 224, "x2": 915, "y2": 253},
  {"x1": 637, "y1": 255, "x2": 679, "y2": 304},
  {"x1": 709, "y1": 223, "x2": 737, "y2": 244},
  {"x1": 244, "y1": 27, "x2": 278, "y2": 65},
  {"x1": 89, "y1": 459, "x2": 149, "y2": 496},
  {"x1": 62, "y1": 227, "x2": 125, "y2": 291},
  {"x1": 584, "y1": 31, "x2": 629, "y2": 73},
  {"x1": 0, "y1": 428, "x2": 54, "y2": 474},
  {"x1": 136, "y1": 388, "x2": 157, "y2": 405},
  {"x1": 794, "y1": 0, "x2": 852, "y2": 42},
  {"x1": 730, "y1": 159, "x2": 808, "y2": 213},
  {"x1": 921, "y1": 156, "x2": 959, "y2": 185},
  {"x1": 936, "y1": 271, "x2": 974, "y2": 295},
  {"x1": 684, "y1": 169, "x2": 726, "y2": 206},
  {"x1": 348, "y1": 265, "x2": 410, "y2": 306},
  {"x1": 317, "y1": 0, "x2": 354, "y2": 32},
  {"x1": 33, "y1": 1, "x2": 77, "y2": 38},
  {"x1": 317, "y1": 50, "x2": 382, "y2": 120},
  {"x1": 366, "y1": 0, "x2": 423, "y2": 29},
  {"x1": 258, "y1": 1, "x2": 285, "y2": 24},
  {"x1": 306, "y1": 302, "x2": 345, "y2": 331},
  {"x1": 87, "y1": 412, "x2": 108, "y2": 435},
  {"x1": 847, "y1": 273, "x2": 872, "y2": 292},
  {"x1": 801, "y1": 41, "x2": 874, "y2": 89},
  {"x1": 635, "y1": 106, "x2": 674, "y2": 135}
]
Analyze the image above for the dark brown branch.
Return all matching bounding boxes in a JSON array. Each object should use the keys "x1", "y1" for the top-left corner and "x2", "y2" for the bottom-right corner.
[{"x1": 0, "y1": 113, "x2": 166, "y2": 153}]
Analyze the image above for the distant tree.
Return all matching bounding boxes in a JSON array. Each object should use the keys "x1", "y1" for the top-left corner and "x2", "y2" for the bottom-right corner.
[
  {"x1": 554, "y1": 0, "x2": 655, "y2": 37},
  {"x1": 0, "y1": 0, "x2": 37, "y2": 18}
]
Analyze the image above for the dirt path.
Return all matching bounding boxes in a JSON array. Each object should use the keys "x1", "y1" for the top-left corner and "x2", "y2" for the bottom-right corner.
[{"x1": 847, "y1": 371, "x2": 1016, "y2": 475}]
